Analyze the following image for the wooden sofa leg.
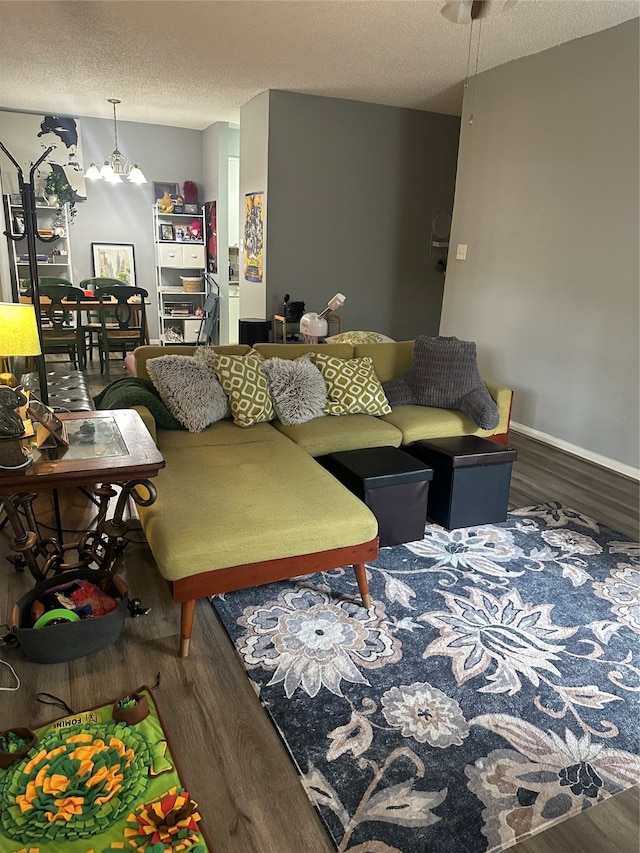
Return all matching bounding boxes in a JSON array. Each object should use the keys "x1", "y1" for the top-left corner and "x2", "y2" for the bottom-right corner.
[
  {"x1": 180, "y1": 599, "x2": 196, "y2": 657},
  {"x1": 353, "y1": 563, "x2": 372, "y2": 609}
]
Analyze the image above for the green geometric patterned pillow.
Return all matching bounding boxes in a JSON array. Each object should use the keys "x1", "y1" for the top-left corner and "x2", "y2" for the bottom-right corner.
[
  {"x1": 324, "y1": 331, "x2": 395, "y2": 344},
  {"x1": 211, "y1": 351, "x2": 275, "y2": 427},
  {"x1": 311, "y1": 353, "x2": 392, "y2": 416}
]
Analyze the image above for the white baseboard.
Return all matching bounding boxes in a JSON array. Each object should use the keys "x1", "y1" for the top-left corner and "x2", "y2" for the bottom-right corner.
[{"x1": 509, "y1": 422, "x2": 640, "y2": 481}]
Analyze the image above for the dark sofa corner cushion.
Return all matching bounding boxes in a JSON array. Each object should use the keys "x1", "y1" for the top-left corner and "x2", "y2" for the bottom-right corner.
[
  {"x1": 94, "y1": 377, "x2": 183, "y2": 430},
  {"x1": 395, "y1": 335, "x2": 499, "y2": 430}
]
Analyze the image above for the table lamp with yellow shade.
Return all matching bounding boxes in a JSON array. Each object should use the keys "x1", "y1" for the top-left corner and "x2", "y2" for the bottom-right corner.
[
  {"x1": 0, "y1": 302, "x2": 42, "y2": 387},
  {"x1": 0, "y1": 303, "x2": 42, "y2": 468}
]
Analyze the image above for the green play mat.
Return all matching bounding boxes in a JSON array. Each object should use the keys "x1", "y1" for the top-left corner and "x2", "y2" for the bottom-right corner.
[{"x1": 0, "y1": 688, "x2": 210, "y2": 853}]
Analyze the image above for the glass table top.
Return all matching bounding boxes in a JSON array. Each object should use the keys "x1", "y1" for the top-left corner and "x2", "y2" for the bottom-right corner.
[
  {"x1": 28, "y1": 415, "x2": 129, "y2": 464},
  {"x1": 62, "y1": 416, "x2": 128, "y2": 460}
]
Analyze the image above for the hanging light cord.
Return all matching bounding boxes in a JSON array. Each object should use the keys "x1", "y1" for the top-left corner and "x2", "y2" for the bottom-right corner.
[
  {"x1": 466, "y1": 17, "x2": 483, "y2": 124},
  {"x1": 110, "y1": 99, "x2": 120, "y2": 154},
  {"x1": 464, "y1": 19, "x2": 474, "y2": 89},
  {"x1": 474, "y1": 18, "x2": 483, "y2": 76}
]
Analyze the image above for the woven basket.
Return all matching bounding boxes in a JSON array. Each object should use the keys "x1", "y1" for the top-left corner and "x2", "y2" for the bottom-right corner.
[
  {"x1": 11, "y1": 570, "x2": 128, "y2": 664},
  {"x1": 181, "y1": 276, "x2": 201, "y2": 292}
]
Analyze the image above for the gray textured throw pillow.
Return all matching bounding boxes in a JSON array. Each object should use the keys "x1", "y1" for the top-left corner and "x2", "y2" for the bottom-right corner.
[
  {"x1": 261, "y1": 355, "x2": 327, "y2": 425},
  {"x1": 146, "y1": 354, "x2": 230, "y2": 432},
  {"x1": 388, "y1": 335, "x2": 499, "y2": 429}
]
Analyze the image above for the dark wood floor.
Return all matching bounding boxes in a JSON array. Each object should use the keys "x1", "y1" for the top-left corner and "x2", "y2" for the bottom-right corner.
[{"x1": 1, "y1": 361, "x2": 638, "y2": 853}]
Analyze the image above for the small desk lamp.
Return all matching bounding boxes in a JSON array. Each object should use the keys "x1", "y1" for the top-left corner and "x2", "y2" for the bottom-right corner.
[
  {"x1": 300, "y1": 293, "x2": 346, "y2": 343},
  {"x1": 0, "y1": 302, "x2": 42, "y2": 387}
]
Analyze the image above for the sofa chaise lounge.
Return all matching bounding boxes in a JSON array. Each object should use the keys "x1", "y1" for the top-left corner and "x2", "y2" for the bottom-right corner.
[{"x1": 130, "y1": 340, "x2": 513, "y2": 656}]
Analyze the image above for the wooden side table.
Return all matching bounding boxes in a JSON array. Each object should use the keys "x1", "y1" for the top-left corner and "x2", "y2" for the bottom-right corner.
[{"x1": 0, "y1": 409, "x2": 164, "y2": 582}]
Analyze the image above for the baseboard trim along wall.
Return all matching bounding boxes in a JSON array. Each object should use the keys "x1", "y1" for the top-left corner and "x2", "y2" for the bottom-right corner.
[{"x1": 510, "y1": 422, "x2": 640, "y2": 482}]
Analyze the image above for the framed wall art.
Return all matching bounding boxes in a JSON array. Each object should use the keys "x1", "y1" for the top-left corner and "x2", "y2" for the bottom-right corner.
[
  {"x1": 205, "y1": 200, "x2": 217, "y2": 274},
  {"x1": 244, "y1": 191, "x2": 264, "y2": 282},
  {"x1": 152, "y1": 181, "x2": 179, "y2": 203},
  {"x1": 91, "y1": 243, "x2": 136, "y2": 285}
]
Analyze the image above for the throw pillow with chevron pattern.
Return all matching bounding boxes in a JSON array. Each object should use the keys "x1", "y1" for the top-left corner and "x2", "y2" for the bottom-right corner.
[
  {"x1": 311, "y1": 353, "x2": 392, "y2": 416},
  {"x1": 212, "y1": 351, "x2": 275, "y2": 427}
]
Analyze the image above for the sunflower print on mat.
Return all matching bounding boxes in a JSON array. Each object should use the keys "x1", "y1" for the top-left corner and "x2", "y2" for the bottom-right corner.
[{"x1": 0, "y1": 722, "x2": 151, "y2": 843}]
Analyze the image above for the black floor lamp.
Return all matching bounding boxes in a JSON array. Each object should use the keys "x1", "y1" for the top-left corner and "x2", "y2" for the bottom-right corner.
[{"x1": 0, "y1": 141, "x2": 55, "y2": 405}]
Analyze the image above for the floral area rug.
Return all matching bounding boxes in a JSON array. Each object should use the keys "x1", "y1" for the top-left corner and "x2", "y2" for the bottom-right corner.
[
  {"x1": 211, "y1": 503, "x2": 640, "y2": 853},
  {"x1": 0, "y1": 687, "x2": 210, "y2": 853}
]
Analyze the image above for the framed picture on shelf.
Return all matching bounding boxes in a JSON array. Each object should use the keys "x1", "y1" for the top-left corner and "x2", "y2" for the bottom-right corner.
[
  {"x1": 159, "y1": 224, "x2": 174, "y2": 241},
  {"x1": 174, "y1": 225, "x2": 186, "y2": 242},
  {"x1": 184, "y1": 203, "x2": 198, "y2": 214},
  {"x1": 152, "y1": 181, "x2": 179, "y2": 203},
  {"x1": 91, "y1": 242, "x2": 136, "y2": 286}
]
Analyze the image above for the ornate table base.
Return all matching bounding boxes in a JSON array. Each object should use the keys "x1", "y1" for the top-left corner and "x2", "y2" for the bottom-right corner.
[{"x1": 1, "y1": 479, "x2": 157, "y2": 582}]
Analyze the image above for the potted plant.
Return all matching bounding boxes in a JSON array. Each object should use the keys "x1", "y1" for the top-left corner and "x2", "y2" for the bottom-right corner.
[{"x1": 44, "y1": 170, "x2": 77, "y2": 223}]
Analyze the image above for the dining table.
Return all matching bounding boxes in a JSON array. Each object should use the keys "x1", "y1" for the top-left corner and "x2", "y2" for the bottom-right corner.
[{"x1": 19, "y1": 294, "x2": 151, "y2": 346}]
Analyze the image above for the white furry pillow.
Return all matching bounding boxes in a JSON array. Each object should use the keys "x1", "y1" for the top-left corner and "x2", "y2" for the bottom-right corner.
[
  {"x1": 146, "y1": 354, "x2": 230, "y2": 432},
  {"x1": 261, "y1": 355, "x2": 327, "y2": 426}
]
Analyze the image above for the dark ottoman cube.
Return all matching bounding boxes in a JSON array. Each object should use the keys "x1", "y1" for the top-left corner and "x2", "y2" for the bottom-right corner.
[
  {"x1": 319, "y1": 447, "x2": 433, "y2": 547},
  {"x1": 407, "y1": 436, "x2": 517, "y2": 530}
]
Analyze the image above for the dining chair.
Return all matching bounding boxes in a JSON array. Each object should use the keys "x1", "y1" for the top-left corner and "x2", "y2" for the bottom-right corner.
[
  {"x1": 23, "y1": 282, "x2": 87, "y2": 370},
  {"x1": 23, "y1": 276, "x2": 73, "y2": 290},
  {"x1": 96, "y1": 285, "x2": 148, "y2": 380},
  {"x1": 78, "y1": 277, "x2": 127, "y2": 362}
]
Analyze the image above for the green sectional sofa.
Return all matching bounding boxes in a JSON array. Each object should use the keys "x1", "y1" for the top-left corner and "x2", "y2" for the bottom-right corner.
[{"x1": 131, "y1": 341, "x2": 513, "y2": 656}]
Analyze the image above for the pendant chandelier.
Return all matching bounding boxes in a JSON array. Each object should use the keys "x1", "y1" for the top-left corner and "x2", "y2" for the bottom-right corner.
[{"x1": 85, "y1": 98, "x2": 147, "y2": 184}]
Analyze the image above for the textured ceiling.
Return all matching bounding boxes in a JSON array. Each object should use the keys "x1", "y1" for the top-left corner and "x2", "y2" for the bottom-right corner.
[{"x1": 0, "y1": 0, "x2": 638, "y2": 129}]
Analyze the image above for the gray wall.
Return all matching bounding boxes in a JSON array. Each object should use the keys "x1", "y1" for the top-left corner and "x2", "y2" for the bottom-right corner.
[
  {"x1": 264, "y1": 92, "x2": 460, "y2": 339},
  {"x1": 0, "y1": 110, "x2": 204, "y2": 341},
  {"x1": 440, "y1": 20, "x2": 639, "y2": 471},
  {"x1": 239, "y1": 92, "x2": 270, "y2": 320}
]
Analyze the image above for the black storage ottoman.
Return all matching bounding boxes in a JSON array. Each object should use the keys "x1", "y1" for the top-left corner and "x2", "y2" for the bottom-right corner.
[
  {"x1": 407, "y1": 435, "x2": 517, "y2": 530},
  {"x1": 319, "y1": 447, "x2": 433, "y2": 547}
]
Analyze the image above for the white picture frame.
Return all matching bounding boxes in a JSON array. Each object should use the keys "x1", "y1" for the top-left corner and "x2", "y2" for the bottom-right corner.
[{"x1": 91, "y1": 242, "x2": 136, "y2": 286}]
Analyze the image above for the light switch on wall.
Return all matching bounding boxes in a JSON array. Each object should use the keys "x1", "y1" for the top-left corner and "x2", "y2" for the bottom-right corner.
[{"x1": 456, "y1": 243, "x2": 468, "y2": 260}]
